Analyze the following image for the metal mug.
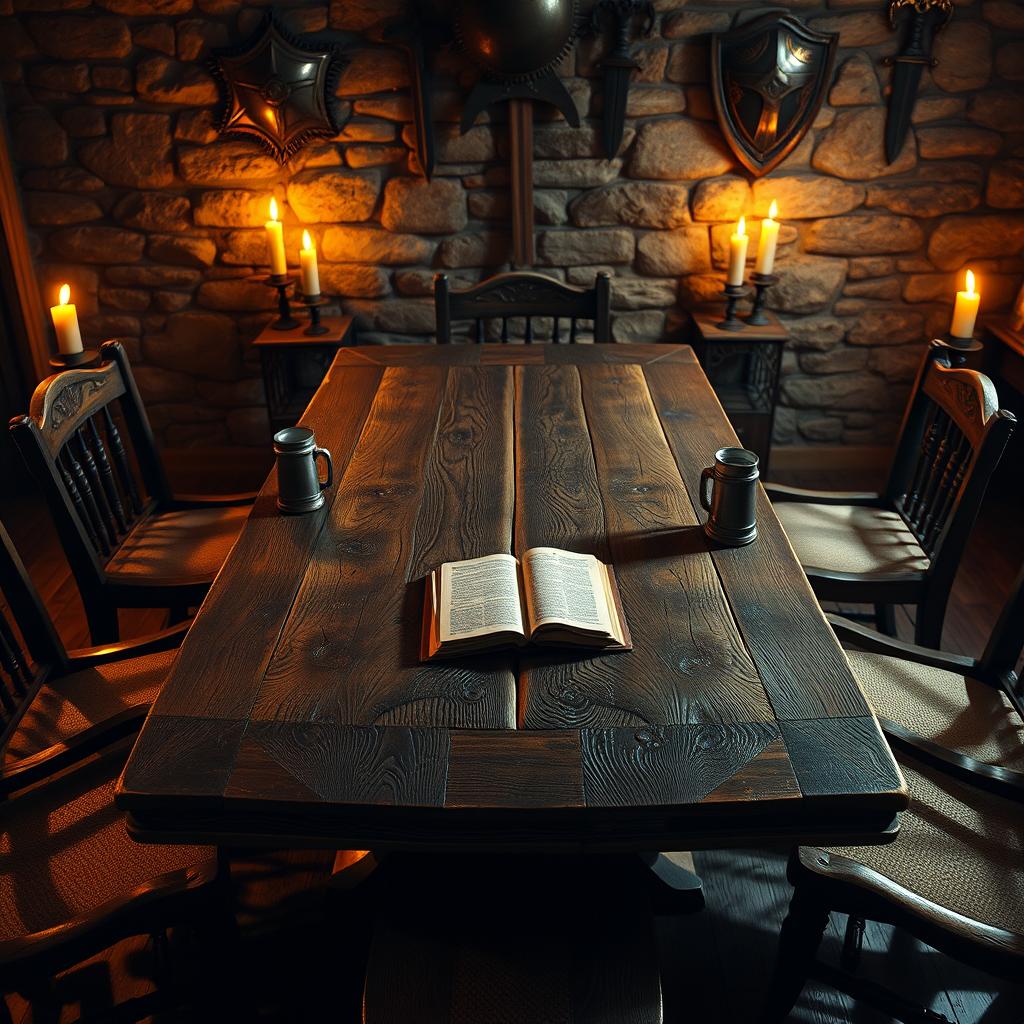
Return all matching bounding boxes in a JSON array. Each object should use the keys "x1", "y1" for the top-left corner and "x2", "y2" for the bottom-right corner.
[
  {"x1": 699, "y1": 447, "x2": 759, "y2": 546},
  {"x1": 274, "y1": 426, "x2": 333, "y2": 514}
]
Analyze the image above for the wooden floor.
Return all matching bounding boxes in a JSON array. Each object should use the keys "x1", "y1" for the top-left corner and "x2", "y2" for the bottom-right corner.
[{"x1": 2, "y1": 460, "x2": 1022, "y2": 1024}]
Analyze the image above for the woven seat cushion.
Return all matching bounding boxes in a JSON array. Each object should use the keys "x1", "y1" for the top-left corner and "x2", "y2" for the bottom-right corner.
[
  {"x1": 4, "y1": 648, "x2": 175, "y2": 765},
  {"x1": 105, "y1": 505, "x2": 249, "y2": 584},
  {"x1": 847, "y1": 651, "x2": 1024, "y2": 773},
  {"x1": 775, "y1": 503, "x2": 929, "y2": 576},
  {"x1": 0, "y1": 753, "x2": 211, "y2": 945},
  {"x1": 826, "y1": 760, "x2": 1024, "y2": 936}
]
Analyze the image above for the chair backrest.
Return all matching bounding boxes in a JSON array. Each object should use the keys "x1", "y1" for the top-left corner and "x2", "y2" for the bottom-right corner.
[
  {"x1": 0, "y1": 522, "x2": 65, "y2": 750},
  {"x1": 434, "y1": 271, "x2": 612, "y2": 344},
  {"x1": 8, "y1": 340, "x2": 172, "y2": 596},
  {"x1": 885, "y1": 344, "x2": 1016, "y2": 642}
]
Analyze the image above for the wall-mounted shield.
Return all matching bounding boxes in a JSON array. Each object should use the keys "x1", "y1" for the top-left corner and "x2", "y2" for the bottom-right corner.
[{"x1": 711, "y1": 12, "x2": 837, "y2": 177}]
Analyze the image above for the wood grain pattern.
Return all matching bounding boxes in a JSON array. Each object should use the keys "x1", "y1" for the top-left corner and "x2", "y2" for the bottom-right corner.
[
  {"x1": 701, "y1": 738, "x2": 800, "y2": 803},
  {"x1": 151, "y1": 364, "x2": 383, "y2": 720},
  {"x1": 580, "y1": 723, "x2": 781, "y2": 807},
  {"x1": 446, "y1": 730, "x2": 584, "y2": 808},
  {"x1": 329, "y1": 343, "x2": 696, "y2": 369},
  {"x1": 255, "y1": 365, "x2": 516, "y2": 729},
  {"x1": 644, "y1": 362, "x2": 872, "y2": 721}
]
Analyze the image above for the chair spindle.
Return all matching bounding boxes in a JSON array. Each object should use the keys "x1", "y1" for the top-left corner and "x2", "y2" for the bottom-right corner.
[
  {"x1": 87, "y1": 417, "x2": 129, "y2": 534},
  {"x1": 103, "y1": 407, "x2": 143, "y2": 515},
  {"x1": 75, "y1": 429, "x2": 118, "y2": 548},
  {"x1": 63, "y1": 445, "x2": 112, "y2": 555}
]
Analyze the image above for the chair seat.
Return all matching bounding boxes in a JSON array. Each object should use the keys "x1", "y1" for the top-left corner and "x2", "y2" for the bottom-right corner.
[
  {"x1": 847, "y1": 651, "x2": 1024, "y2": 773},
  {"x1": 4, "y1": 649, "x2": 176, "y2": 765},
  {"x1": 0, "y1": 752, "x2": 212, "y2": 946},
  {"x1": 775, "y1": 503, "x2": 930, "y2": 577},
  {"x1": 824, "y1": 760, "x2": 1024, "y2": 937},
  {"x1": 105, "y1": 505, "x2": 249, "y2": 585}
]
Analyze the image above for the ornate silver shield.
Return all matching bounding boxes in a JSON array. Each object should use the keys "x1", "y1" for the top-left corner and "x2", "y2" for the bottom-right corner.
[{"x1": 711, "y1": 12, "x2": 837, "y2": 177}]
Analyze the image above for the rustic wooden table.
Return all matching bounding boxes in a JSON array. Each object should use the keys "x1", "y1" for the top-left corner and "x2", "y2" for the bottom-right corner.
[{"x1": 117, "y1": 344, "x2": 906, "y2": 851}]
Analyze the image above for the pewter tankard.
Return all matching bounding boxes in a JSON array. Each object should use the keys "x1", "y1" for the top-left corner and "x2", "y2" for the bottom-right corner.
[
  {"x1": 699, "y1": 447, "x2": 759, "y2": 546},
  {"x1": 274, "y1": 426, "x2": 333, "y2": 514}
]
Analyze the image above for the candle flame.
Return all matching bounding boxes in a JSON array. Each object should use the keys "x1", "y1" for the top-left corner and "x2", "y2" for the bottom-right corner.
[
  {"x1": 737, "y1": 216, "x2": 746, "y2": 237},
  {"x1": 965, "y1": 269, "x2": 975, "y2": 294},
  {"x1": 302, "y1": 229, "x2": 313, "y2": 251},
  {"x1": 59, "y1": 283, "x2": 70, "y2": 306},
  {"x1": 269, "y1": 197, "x2": 279, "y2": 222},
  {"x1": 768, "y1": 200, "x2": 778, "y2": 220}
]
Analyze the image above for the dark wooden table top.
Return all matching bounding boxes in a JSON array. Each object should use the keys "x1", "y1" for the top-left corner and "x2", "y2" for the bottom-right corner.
[{"x1": 117, "y1": 344, "x2": 907, "y2": 851}]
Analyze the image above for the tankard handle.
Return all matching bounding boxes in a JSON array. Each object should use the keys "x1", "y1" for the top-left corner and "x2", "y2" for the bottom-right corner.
[
  {"x1": 314, "y1": 447, "x2": 333, "y2": 491},
  {"x1": 699, "y1": 466, "x2": 715, "y2": 513}
]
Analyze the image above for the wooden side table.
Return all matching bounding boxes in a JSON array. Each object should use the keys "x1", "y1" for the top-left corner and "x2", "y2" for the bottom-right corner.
[
  {"x1": 689, "y1": 308, "x2": 788, "y2": 477},
  {"x1": 252, "y1": 315, "x2": 355, "y2": 434}
]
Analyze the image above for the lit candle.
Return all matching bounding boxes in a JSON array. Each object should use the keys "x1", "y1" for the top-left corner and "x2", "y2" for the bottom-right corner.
[
  {"x1": 727, "y1": 216, "x2": 749, "y2": 287},
  {"x1": 755, "y1": 200, "x2": 780, "y2": 276},
  {"x1": 950, "y1": 269, "x2": 981, "y2": 339},
  {"x1": 50, "y1": 284, "x2": 83, "y2": 356},
  {"x1": 299, "y1": 230, "x2": 320, "y2": 297},
  {"x1": 265, "y1": 197, "x2": 287, "y2": 277}
]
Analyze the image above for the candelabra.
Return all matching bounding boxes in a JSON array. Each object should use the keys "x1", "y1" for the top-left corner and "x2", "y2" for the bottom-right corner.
[
  {"x1": 301, "y1": 294, "x2": 330, "y2": 336},
  {"x1": 265, "y1": 273, "x2": 300, "y2": 331},
  {"x1": 718, "y1": 283, "x2": 749, "y2": 331}
]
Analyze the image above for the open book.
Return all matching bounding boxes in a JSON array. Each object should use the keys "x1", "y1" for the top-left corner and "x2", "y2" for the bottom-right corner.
[{"x1": 421, "y1": 547, "x2": 631, "y2": 661}]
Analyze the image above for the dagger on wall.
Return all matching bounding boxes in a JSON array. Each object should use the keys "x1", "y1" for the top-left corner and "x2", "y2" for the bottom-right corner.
[{"x1": 883, "y1": 0, "x2": 953, "y2": 164}]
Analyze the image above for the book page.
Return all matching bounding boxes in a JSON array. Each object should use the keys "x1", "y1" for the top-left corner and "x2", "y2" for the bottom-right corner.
[
  {"x1": 522, "y1": 547, "x2": 614, "y2": 636},
  {"x1": 439, "y1": 553, "x2": 525, "y2": 644}
]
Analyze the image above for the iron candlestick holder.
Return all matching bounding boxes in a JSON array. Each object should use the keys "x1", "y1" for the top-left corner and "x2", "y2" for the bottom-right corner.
[
  {"x1": 48, "y1": 348, "x2": 102, "y2": 371},
  {"x1": 302, "y1": 294, "x2": 330, "y2": 337},
  {"x1": 933, "y1": 332, "x2": 983, "y2": 367},
  {"x1": 265, "y1": 273, "x2": 300, "y2": 331},
  {"x1": 746, "y1": 272, "x2": 779, "y2": 326},
  {"x1": 718, "y1": 283, "x2": 749, "y2": 332}
]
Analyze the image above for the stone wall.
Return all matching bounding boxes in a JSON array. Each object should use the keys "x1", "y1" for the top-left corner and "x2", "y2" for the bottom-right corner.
[{"x1": 1, "y1": 0, "x2": 1023, "y2": 449}]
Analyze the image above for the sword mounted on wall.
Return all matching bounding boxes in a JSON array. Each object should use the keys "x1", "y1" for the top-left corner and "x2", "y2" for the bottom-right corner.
[{"x1": 882, "y1": 0, "x2": 953, "y2": 164}]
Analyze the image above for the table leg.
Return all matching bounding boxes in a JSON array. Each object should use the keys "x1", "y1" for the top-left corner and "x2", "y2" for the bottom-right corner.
[{"x1": 639, "y1": 851, "x2": 705, "y2": 912}]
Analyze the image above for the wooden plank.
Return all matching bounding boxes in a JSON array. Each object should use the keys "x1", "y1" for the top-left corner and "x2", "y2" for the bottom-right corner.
[
  {"x1": 517, "y1": 361, "x2": 770, "y2": 728},
  {"x1": 236, "y1": 722, "x2": 450, "y2": 807},
  {"x1": 149, "y1": 363, "x2": 383, "y2": 720},
  {"x1": 331, "y1": 345, "x2": 482, "y2": 367},
  {"x1": 779, "y1": 717, "x2": 905, "y2": 805},
  {"x1": 644, "y1": 361, "x2": 873, "y2": 721},
  {"x1": 445, "y1": 730, "x2": 584, "y2": 808},
  {"x1": 580, "y1": 723, "x2": 781, "y2": 808},
  {"x1": 701, "y1": 738, "x2": 800, "y2": 803},
  {"x1": 254, "y1": 365, "x2": 516, "y2": 728},
  {"x1": 327, "y1": 344, "x2": 696, "y2": 369}
]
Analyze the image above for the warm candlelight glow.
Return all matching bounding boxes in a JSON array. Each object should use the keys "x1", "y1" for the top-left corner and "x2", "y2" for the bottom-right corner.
[
  {"x1": 737, "y1": 216, "x2": 746, "y2": 238},
  {"x1": 303, "y1": 230, "x2": 313, "y2": 251},
  {"x1": 59, "y1": 283, "x2": 70, "y2": 305},
  {"x1": 727, "y1": 216, "x2": 749, "y2": 286},
  {"x1": 269, "y1": 197, "x2": 279, "y2": 222},
  {"x1": 755, "y1": 200, "x2": 781, "y2": 276},
  {"x1": 299, "y1": 229, "x2": 320, "y2": 296},
  {"x1": 768, "y1": 199, "x2": 778, "y2": 220},
  {"x1": 265, "y1": 197, "x2": 287, "y2": 276},
  {"x1": 950, "y1": 267, "x2": 981, "y2": 338},
  {"x1": 51, "y1": 282, "x2": 83, "y2": 355},
  {"x1": 965, "y1": 269, "x2": 976, "y2": 295}
]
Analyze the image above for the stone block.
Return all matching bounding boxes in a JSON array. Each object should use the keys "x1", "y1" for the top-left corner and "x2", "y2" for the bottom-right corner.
[
  {"x1": 381, "y1": 177, "x2": 466, "y2": 234},
  {"x1": 812, "y1": 108, "x2": 915, "y2": 180},
  {"x1": 106, "y1": 265, "x2": 200, "y2": 288},
  {"x1": 751, "y1": 176, "x2": 864, "y2": 218},
  {"x1": 785, "y1": 317, "x2": 847, "y2": 351},
  {"x1": 571, "y1": 182, "x2": 690, "y2": 229},
  {"x1": 631, "y1": 120, "x2": 733, "y2": 180},
  {"x1": 635, "y1": 227, "x2": 710, "y2": 276},
  {"x1": 903, "y1": 274, "x2": 952, "y2": 303},
  {"x1": 865, "y1": 182, "x2": 980, "y2": 216},
  {"x1": 112, "y1": 191, "x2": 191, "y2": 233},
  {"x1": 984, "y1": 0, "x2": 1024, "y2": 29},
  {"x1": 678, "y1": 274, "x2": 726, "y2": 306},
  {"x1": 768, "y1": 255, "x2": 847, "y2": 314},
  {"x1": 27, "y1": 14, "x2": 131, "y2": 58},
  {"x1": 81, "y1": 113, "x2": 173, "y2": 188},
  {"x1": 911, "y1": 96, "x2": 966, "y2": 124},
  {"x1": 29, "y1": 62, "x2": 90, "y2": 93},
  {"x1": 805, "y1": 215, "x2": 923, "y2": 255},
  {"x1": 354, "y1": 96, "x2": 412, "y2": 122},
  {"x1": 153, "y1": 292, "x2": 190, "y2": 313},
  {"x1": 51, "y1": 226, "x2": 145, "y2": 263},
  {"x1": 286, "y1": 169, "x2": 380, "y2": 224},
  {"x1": 848, "y1": 257, "x2": 895, "y2": 280},
  {"x1": 196, "y1": 378, "x2": 265, "y2": 408},
  {"x1": 322, "y1": 225, "x2": 435, "y2": 264},
  {"x1": 662, "y1": 9, "x2": 732, "y2": 38},
  {"x1": 610, "y1": 277, "x2": 678, "y2": 310},
  {"x1": 91, "y1": 66, "x2": 132, "y2": 92},
  {"x1": 132, "y1": 366, "x2": 194, "y2": 404},
  {"x1": 620, "y1": 86, "x2": 686, "y2": 118},
  {"x1": 98, "y1": 0, "x2": 193, "y2": 12},
  {"x1": 538, "y1": 228, "x2": 635, "y2": 267},
  {"x1": 99, "y1": 286, "x2": 150, "y2": 311},
  {"x1": 967, "y1": 91, "x2": 1024, "y2": 133},
  {"x1": 782, "y1": 373, "x2": 896, "y2": 412},
  {"x1": 134, "y1": 22, "x2": 175, "y2": 55},
  {"x1": 191, "y1": 189, "x2": 263, "y2": 228},
  {"x1": 346, "y1": 298, "x2": 435, "y2": 334},
  {"x1": 928, "y1": 214, "x2": 1024, "y2": 270},
  {"x1": 61, "y1": 107, "x2": 106, "y2": 137},
  {"x1": 918, "y1": 127, "x2": 1001, "y2": 159},
  {"x1": 328, "y1": 0, "x2": 403, "y2": 30},
  {"x1": 10, "y1": 108, "x2": 67, "y2": 166},
  {"x1": 987, "y1": 161, "x2": 1024, "y2": 209},
  {"x1": 869, "y1": 344, "x2": 923, "y2": 381},
  {"x1": 176, "y1": 18, "x2": 228, "y2": 60},
  {"x1": 846, "y1": 309, "x2": 925, "y2": 346},
  {"x1": 175, "y1": 109, "x2": 219, "y2": 145},
  {"x1": 933, "y1": 22, "x2": 992, "y2": 91},
  {"x1": 809, "y1": 11, "x2": 890, "y2": 45},
  {"x1": 341, "y1": 121, "x2": 396, "y2": 143},
  {"x1": 530, "y1": 159, "x2": 624, "y2": 188},
  {"x1": 24, "y1": 192, "x2": 101, "y2": 225},
  {"x1": 317, "y1": 263, "x2": 390, "y2": 298},
  {"x1": 196, "y1": 279, "x2": 276, "y2": 313},
  {"x1": 843, "y1": 277, "x2": 901, "y2": 300},
  {"x1": 346, "y1": 145, "x2": 406, "y2": 168},
  {"x1": 23, "y1": 167, "x2": 103, "y2": 192},
  {"x1": 797, "y1": 416, "x2": 845, "y2": 442},
  {"x1": 611, "y1": 310, "x2": 666, "y2": 344},
  {"x1": 336, "y1": 47, "x2": 408, "y2": 95},
  {"x1": 829, "y1": 53, "x2": 880, "y2": 106},
  {"x1": 437, "y1": 233, "x2": 512, "y2": 269},
  {"x1": 177, "y1": 141, "x2": 279, "y2": 186},
  {"x1": 691, "y1": 177, "x2": 750, "y2": 222},
  {"x1": 665, "y1": 40, "x2": 707, "y2": 84},
  {"x1": 137, "y1": 55, "x2": 217, "y2": 105},
  {"x1": 148, "y1": 233, "x2": 217, "y2": 268}
]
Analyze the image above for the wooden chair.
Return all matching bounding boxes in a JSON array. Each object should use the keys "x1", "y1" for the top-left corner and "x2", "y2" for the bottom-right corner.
[
  {"x1": 434, "y1": 270, "x2": 612, "y2": 344},
  {"x1": 762, "y1": 563, "x2": 1024, "y2": 1023},
  {"x1": 0, "y1": 525, "x2": 230, "y2": 1022},
  {"x1": 9, "y1": 339, "x2": 255, "y2": 644},
  {"x1": 766, "y1": 343, "x2": 1016, "y2": 648}
]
